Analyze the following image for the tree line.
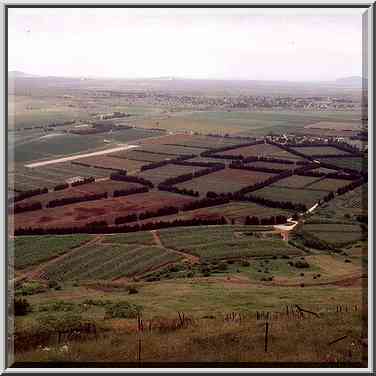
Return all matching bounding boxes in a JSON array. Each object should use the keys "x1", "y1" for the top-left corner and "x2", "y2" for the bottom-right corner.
[
  {"x1": 140, "y1": 154, "x2": 195, "y2": 171},
  {"x1": 11, "y1": 187, "x2": 48, "y2": 203},
  {"x1": 46, "y1": 192, "x2": 108, "y2": 208},
  {"x1": 245, "y1": 215, "x2": 287, "y2": 226},
  {"x1": 113, "y1": 186, "x2": 149, "y2": 197},
  {"x1": 110, "y1": 172, "x2": 154, "y2": 188}
]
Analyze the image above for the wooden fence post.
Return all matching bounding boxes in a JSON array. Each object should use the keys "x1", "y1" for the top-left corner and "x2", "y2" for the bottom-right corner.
[{"x1": 264, "y1": 322, "x2": 269, "y2": 352}]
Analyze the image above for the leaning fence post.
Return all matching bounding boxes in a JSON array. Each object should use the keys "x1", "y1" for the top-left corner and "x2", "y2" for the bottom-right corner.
[{"x1": 264, "y1": 322, "x2": 269, "y2": 352}]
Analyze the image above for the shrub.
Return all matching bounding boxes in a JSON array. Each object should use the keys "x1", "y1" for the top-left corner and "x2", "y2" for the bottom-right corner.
[
  {"x1": 38, "y1": 300, "x2": 75, "y2": 313},
  {"x1": 14, "y1": 298, "x2": 32, "y2": 316},
  {"x1": 105, "y1": 301, "x2": 142, "y2": 319},
  {"x1": 345, "y1": 259, "x2": 352, "y2": 263},
  {"x1": 128, "y1": 287, "x2": 138, "y2": 295},
  {"x1": 294, "y1": 260, "x2": 310, "y2": 268},
  {"x1": 217, "y1": 262, "x2": 228, "y2": 271},
  {"x1": 241, "y1": 260, "x2": 250, "y2": 267},
  {"x1": 16, "y1": 282, "x2": 46, "y2": 296}
]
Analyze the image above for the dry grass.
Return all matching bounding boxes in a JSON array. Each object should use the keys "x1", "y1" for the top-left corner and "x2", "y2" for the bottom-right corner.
[{"x1": 14, "y1": 311, "x2": 366, "y2": 366}]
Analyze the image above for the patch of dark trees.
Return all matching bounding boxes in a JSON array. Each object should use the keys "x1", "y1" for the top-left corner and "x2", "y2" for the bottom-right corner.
[
  {"x1": 158, "y1": 186, "x2": 200, "y2": 197},
  {"x1": 12, "y1": 202, "x2": 42, "y2": 214},
  {"x1": 14, "y1": 217, "x2": 229, "y2": 236},
  {"x1": 110, "y1": 172, "x2": 154, "y2": 188},
  {"x1": 11, "y1": 187, "x2": 48, "y2": 203},
  {"x1": 245, "y1": 215, "x2": 287, "y2": 225},
  {"x1": 46, "y1": 192, "x2": 108, "y2": 208},
  {"x1": 113, "y1": 186, "x2": 149, "y2": 197},
  {"x1": 71, "y1": 177, "x2": 95, "y2": 187},
  {"x1": 140, "y1": 154, "x2": 195, "y2": 171},
  {"x1": 173, "y1": 160, "x2": 225, "y2": 169},
  {"x1": 54, "y1": 183, "x2": 69, "y2": 191}
]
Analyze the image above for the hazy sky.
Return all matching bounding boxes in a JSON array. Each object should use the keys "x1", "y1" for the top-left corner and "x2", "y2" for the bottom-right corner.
[{"x1": 8, "y1": 8, "x2": 365, "y2": 81}]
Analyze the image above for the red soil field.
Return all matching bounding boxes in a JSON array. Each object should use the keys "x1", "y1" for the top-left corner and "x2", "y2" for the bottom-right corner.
[{"x1": 13, "y1": 191, "x2": 197, "y2": 229}]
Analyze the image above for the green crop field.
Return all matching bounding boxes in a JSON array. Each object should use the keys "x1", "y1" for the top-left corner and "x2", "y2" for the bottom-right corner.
[
  {"x1": 302, "y1": 223, "x2": 366, "y2": 245},
  {"x1": 45, "y1": 243, "x2": 182, "y2": 281},
  {"x1": 250, "y1": 186, "x2": 327, "y2": 208},
  {"x1": 101, "y1": 232, "x2": 156, "y2": 246},
  {"x1": 319, "y1": 157, "x2": 367, "y2": 172},
  {"x1": 291, "y1": 146, "x2": 351, "y2": 156},
  {"x1": 273, "y1": 175, "x2": 320, "y2": 189},
  {"x1": 11, "y1": 234, "x2": 92, "y2": 270},
  {"x1": 141, "y1": 110, "x2": 360, "y2": 136},
  {"x1": 159, "y1": 225, "x2": 301, "y2": 261},
  {"x1": 306, "y1": 178, "x2": 353, "y2": 192}
]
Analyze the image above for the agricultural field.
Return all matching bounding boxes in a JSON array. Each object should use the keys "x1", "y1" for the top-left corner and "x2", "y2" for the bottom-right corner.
[
  {"x1": 245, "y1": 161, "x2": 296, "y2": 170},
  {"x1": 11, "y1": 234, "x2": 92, "y2": 270},
  {"x1": 137, "y1": 143, "x2": 208, "y2": 156},
  {"x1": 319, "y1": 157, "x2": 367, "y2": 172},
  {"x1": 10, "y1": 163, "x2": 111, "y2": 192},
  {"x1": 138, "y1": 201, "x2": 292, "y2": 225},
  {"x1": 72, "y1": 156, "x2": 145, "y2": 172},
  {"x1": 273, "y1": 175, "x2": 321, "y2": 189},
  {"x1": 14, "y1": 191, "x2": 196, "y2": 229},
  {"x1": 137, "y1": 164, "x2": 207, "y2": 185},
  {"x1": 109, "y1": 150, "x2": 173, "y2": 163},
  {"x1": 249, "y1": 186, "x2": 328, "y2": 208},
  {"x1": 306, "y1": 184, "x2": 367, "y2": 222},
  {"x1": 176, "y1": 168, "x2": 275, "y2": 195},
  {"x1": 44, "y1": 243, "x2": 182, "y2": 281},
  {"x1": 304, "y1": 121, "x2": 362, "y2": 131},
  {"x1": 291, "y1": 146, "x2": 351, "y2": 156},
  {"x1": 220, "y1": 143, "x2": 303, "y2": 161},
  {"x1": 158, "y1": 225, "x2": 302, "y2": 261},
  {"x1": 301, "y1": 223, "x2": 366, "y2": 246},
  {"x1": 140, "y1": 110, "x2": 362, "y2": 136},
  {"x1": 14, "y1": 179, "x2": 143, "y2": 207},
  {"x1": 305, "y1": 177, "x2": 354, "y2": 192}
]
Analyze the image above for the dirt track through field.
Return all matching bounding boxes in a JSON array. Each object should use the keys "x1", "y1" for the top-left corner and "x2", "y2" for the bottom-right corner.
[
  {"x1": 14, "y1": 235, "x2": 104, "y2": 283},
  {"x1": 151, "y1": 230, "x2": 200, "y2": 263}
]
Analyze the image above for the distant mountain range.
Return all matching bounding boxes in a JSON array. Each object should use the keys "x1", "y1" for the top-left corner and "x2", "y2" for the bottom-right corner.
[{"x1": 335, "y1": 76, "x2": 364, "y2": 87}]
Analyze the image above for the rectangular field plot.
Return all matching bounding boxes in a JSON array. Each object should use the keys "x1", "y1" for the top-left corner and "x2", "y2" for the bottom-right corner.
[
  {"x1": 14, "y1": 191, "x2": 196, "y2": 229},
  {"x1": 44, "y1": 244, "x2": 182, "y2": 281},
  {"x1": 245, "y1": 161, "x2": 295, "y2": 170},
  {"x1": 146, "y1": 202, "x2": 291, "y2": 225},
  {"x1": 137, "y1": 164, "x2": 207, "y2": 185},
  {"x1": 139, "y1": 144, "x2": 207, "y2": 156},
  {"x1": 291, "y1": 146, "x2": 351, "y2": 156},
  {"x1": 220, "y1": 143, "x2": 303, "y2": 161},
  {"x1": 303, "y1": 223, "x2": 366, "y2": 245},
  {"x1": 175, "y1": 168, "x2": 275, "y2": 195},
  {"x1": 304, "y1": 121, "x2": 362, "y2": 131},
  {"x1": 319, "y1": 157, "x2": 367, "y2": 172},
  {"x1": 14, "y1": 180, "x2": 142, "y2": 207},
  {"x1": 73, "y1": 156, "x2": 145, "y2": 172},
  {"x1": 12, "y1": 163, "x2": 112, "y2": 191},
  {"x1": 250, "y1": 186, "x2": 328, "y2": 208},
  {"x1": 139, "y1": 133, "x2": 246, "y2": 149},
  {"x1": 102, "y1": 232, "x2": 156, "y2": 246},
  {"x1": 305, "y1": 178, "x2": 354, "y2": 192},
  {"x1": 273, "y1": 175, "x2": 320, "y2": 189},
  {"x1": 11, "y1": 234, "x2": 92, "y2": 270},
  {"x1": 109, "y1": 150, "x2": 173, "y2": 163},
  {"x1": 158, "y1": 226, "x2": 301, "y2": 261}
]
